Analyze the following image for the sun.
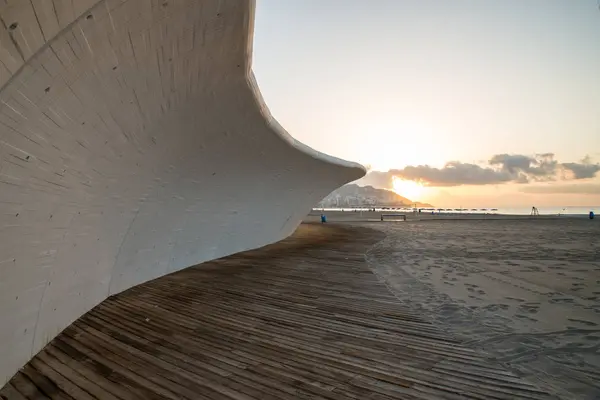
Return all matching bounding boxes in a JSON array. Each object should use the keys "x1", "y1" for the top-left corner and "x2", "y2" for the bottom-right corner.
[{"x1": 392, "y1": 177, "x2": 423, "y2": 200}]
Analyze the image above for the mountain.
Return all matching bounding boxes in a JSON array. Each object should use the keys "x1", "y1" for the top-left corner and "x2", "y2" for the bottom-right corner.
[{"x1": 317, "y1": 184, "x2": 433, "y2": 208}]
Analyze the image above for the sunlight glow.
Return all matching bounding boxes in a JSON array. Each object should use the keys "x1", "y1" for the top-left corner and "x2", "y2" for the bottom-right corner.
[
  {"x1": 392, "y1": 177, "x2": 424, "y2": 201},
  {"x1": 357, "y1": 119, "x2": 446, "y2": 171}
]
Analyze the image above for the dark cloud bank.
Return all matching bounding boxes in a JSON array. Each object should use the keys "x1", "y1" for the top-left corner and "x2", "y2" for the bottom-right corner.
[{"x1": 357, "y1": 153, "x2": 600, "y2": 188}]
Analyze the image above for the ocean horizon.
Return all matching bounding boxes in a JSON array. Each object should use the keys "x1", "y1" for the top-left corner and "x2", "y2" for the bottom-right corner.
[{"x1": 314, "y1": 205, "x2": 599, "y2": 216}]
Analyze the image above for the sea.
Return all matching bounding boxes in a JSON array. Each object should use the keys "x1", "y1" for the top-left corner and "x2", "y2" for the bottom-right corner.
[{"x1": 314, "y1": 206, "x2": 599, "y2": 217}]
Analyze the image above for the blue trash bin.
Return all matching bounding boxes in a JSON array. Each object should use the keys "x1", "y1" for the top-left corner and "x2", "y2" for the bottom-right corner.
[
  {"x1": 590, "y1": 211, "x2": 595, "y2": 220},
  {"x1": 321, "y1": 214, "x2": 327, "y2": 223}
]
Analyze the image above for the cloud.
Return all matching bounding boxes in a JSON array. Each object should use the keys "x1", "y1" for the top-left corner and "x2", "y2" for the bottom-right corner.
[
  {"x1": 561, "y1": 156, "x2": 600, "y2": 179},
  {"x1": 399, "y1": 162, "x2": 513, "y2": 186},
  {"x1": 520, "y1": 183, "x2": 600, "y2": 194},
  {"x1": 489, "y1": 154, "x2": 535, "y2": 173},
  {"x1": 355, "y1": 154, "x2": 600, "y2": 188},
  {"x1": 489, "y1": 153, "x2": 558, "y2": 179},
  {"x1": 355, "y1": 162, "x2": 513, "y2": 187}
]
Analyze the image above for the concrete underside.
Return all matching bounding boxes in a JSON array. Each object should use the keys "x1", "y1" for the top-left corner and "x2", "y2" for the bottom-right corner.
[{"x1": 0, "y1": 0, "x2": 364, "y2": 384}]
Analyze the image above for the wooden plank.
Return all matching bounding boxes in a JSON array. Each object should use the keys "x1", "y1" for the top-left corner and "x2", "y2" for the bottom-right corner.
[
  {"x1": 70, "y1": 319, "x2": 292, "y2": 400},
  {"x1": 0, "y1": 383, "x2": 29, "y2": 400},
  {"x1": 60, "y1": 326, "x2": 230, "y2": 400},
  {"x1": 34, "y1": 350, "x2": 123, "y2": 400},
  {"x1": 20, "y1": 364, "x2": 72, "y2": 400},
  {"x1": 83, "y1": 308, "x2": 365, "y2": 399},
  {"x1": 7, "y1": 373, "x2": 48, "y2": 400}
]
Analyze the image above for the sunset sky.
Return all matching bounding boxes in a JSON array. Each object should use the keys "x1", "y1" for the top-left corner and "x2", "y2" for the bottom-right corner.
[{"x1": 253, "y1": 0, "x2": 600, "y2": 207}]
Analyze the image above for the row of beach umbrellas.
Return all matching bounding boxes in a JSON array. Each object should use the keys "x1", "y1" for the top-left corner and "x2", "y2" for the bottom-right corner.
[{"x1": 374, "y1": 207, "x2": 499, "y2": 212}]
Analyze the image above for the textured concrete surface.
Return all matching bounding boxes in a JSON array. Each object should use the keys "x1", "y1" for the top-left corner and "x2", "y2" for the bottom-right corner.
[{"x1": 0, "y1": 0, "x2": 364, "y2": 385}]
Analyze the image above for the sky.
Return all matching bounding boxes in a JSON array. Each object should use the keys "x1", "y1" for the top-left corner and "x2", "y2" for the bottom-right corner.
[{"x1": 252, "y1": 0, "x2": 600, "y2": 207}]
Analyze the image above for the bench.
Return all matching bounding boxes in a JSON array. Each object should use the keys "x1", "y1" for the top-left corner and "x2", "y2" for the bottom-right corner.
[{"x1": 380, "y1": 214, "x2": 406, "y2": 221}]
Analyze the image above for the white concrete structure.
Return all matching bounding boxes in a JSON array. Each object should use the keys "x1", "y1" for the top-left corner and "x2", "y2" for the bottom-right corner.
[{"x1": 0, "y1": 0, "x2": 364, "y2": 385}]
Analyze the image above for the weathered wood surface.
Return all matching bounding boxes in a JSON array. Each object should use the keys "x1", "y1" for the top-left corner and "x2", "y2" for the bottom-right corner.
[{"x1": 1, "y1": 224, "x2": 554, "y2": 399}]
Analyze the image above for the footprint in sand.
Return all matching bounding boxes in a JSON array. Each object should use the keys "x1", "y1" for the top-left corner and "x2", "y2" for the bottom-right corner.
[
  {"x1": 477, "y1": 289, "x2": 486, "y2": 295},
  {"x1": 584, "y1": 305, "x2": 600, "y2": 314},
  {"x1": 467, "y1": 287, "x2": 475, "y2": 292},
  {"x1": 505, "y1": 296, "x2": 526, "y2": 302},
  {"x1": 515, "y1": 313, "x2": 538, "y2": 322},
  {"x1": 549, "y1": 298, "x2": 575, "y2": 304},
  {"x1": 567, "y1": 318, "x2": 598, "y2": 327},
  {"x1": 456, "y1": 272, "x2": 469, "y2": 277},
  {"x1": 483, "y1": 304, "x2": 510, "y2": 312},
  {"x1": 519, "y1": 304, "x2": 539, "y2": 314},
  {"x1": 439, "y1": 304, "x2": 461, "y2": 313}
]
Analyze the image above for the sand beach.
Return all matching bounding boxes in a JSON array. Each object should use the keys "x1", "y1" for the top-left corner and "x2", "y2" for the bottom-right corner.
[{"x1": 307, "y1": 211, "x2": 600, "y2": 399}]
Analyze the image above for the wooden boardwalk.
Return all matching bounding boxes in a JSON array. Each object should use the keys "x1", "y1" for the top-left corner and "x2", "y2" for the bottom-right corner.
[{"x1": 1, "y1": 224, "x2": 554, "y2": 400}]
